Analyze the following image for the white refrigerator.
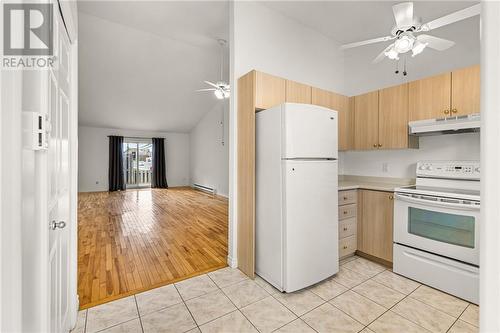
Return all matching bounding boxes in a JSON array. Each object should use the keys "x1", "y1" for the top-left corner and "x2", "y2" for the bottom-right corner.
[{"x1": 256, "y1": 103, "x2": 339, "y2": 293}]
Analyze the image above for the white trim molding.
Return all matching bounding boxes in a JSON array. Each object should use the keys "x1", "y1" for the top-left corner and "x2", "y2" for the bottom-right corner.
[{"x1": 480, "y1": 1, "x2": 500, "y2": 331}]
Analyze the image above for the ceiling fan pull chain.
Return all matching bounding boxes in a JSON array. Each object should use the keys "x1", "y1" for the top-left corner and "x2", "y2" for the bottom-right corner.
[{"x1": 403, "y1": 56, "x2": 408, "y2": 76}]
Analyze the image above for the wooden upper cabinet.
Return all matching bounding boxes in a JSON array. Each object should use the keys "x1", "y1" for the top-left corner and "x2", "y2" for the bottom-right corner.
[
  {"x1": 357, "y1": 190, "x2": 394, "y2": 263},
  {"x1": 354, "y1": 91, "x2": 379, "y2": 150},
  {"x1": 378, "y1": 84, "x2": 409, "y2": 149},
  {"x1": 255, "y1": 71, "x2": 285, "y2": 110},
  {"x1": 312, "y1": 87, "x2": 352, "y2": 151},
  {"x1": 286, "y1": 80, "x2": 312, "y2": 104},
  {"x1": 332, "y1": 93, "x2": 351, "y2": 151},
  {"x1": 409, "y1": 72, "x2": 451, "y2": 121},
  {"x1": 311, "y1": 87, "x2": 332, "y2": 108},
  {"x1": 452, "y1": 65, "x2": 480, "y2": 116}
]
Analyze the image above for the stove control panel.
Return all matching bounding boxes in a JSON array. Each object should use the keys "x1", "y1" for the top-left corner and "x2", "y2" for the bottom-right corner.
[{"x1": 416, "y1": 161, "x2": 480, "y2": 180}]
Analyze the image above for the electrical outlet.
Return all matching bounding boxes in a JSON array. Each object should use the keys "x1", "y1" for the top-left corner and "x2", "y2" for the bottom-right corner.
[{"x1": 382, "y1": 163, "x2": 389, "y2": 173}]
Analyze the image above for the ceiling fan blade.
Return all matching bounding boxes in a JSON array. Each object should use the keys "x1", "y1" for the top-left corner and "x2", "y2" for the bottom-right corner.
[
  {"x1": 417, "y1": 34, "x2": 455, "y2": 51},
  {"x1": 393, "y1": 2, "x2": 414, "y2": 28},
  {"x1": 341, "y1": 36, "x2": 394, "y2": 49},
  {"x1": 196, "y1": 88, "x2": 216, "y2": 92},
  {"x1": 372, "y1": 44, "x2": 394, "y2": 64},
  {"x1": 420, "y1": 4, "x2": 480, "y2": 32},
  {"x1": 204, "y1": 81, "x2": 220, "y2": 89}
]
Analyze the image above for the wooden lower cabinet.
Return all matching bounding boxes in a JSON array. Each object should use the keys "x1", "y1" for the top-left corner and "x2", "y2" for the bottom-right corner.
[
  {"x1": 338, "y1": 190, "x2": 357, "y2": 259},
  {"x1": 357, "y1": 189, "x2": 394, "y2": 263}
]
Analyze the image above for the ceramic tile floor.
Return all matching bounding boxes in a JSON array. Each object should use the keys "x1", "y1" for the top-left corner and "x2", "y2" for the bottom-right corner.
[{"x1": 72, "y1": 256, "x2": 479, "y2": 333}]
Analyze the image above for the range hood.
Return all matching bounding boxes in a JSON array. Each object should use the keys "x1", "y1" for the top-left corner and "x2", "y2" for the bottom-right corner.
[{"x1": 409, "y1": 113, "x2": 480, "y2": 136}]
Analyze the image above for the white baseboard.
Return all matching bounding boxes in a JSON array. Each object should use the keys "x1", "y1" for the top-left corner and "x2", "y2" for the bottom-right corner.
[{"x1": 227, "y1": 255, "x2": 237, "y2": 268}]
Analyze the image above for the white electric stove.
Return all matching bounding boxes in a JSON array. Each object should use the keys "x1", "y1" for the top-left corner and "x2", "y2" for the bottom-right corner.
[{"x1": 393, "y1": 160, "x2": 480, "y2": 304}]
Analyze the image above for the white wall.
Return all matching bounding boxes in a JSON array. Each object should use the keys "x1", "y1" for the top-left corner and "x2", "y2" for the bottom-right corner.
[
  {"x1": 189, "y1": 102, "x2": 229, "y2": 197},
  {"x1": 340, "y1": 133, "x2": 480, "y2": 178},
  {"x1": 233, "y1": 1, "x2": 345, "y2": 93},
  {"x1": 229, "y1": 1, "x2": 347, "y2": 266},
  {"x1": 78, "y1": 126, "x2": 190, "y2": 192}
]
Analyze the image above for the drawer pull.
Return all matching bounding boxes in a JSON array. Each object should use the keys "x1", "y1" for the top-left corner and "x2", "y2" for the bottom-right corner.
[
  {"x1": 343, "y1": 211, "x2": 347, "y2": 214},
  {"x1": 343, "y1": 196, "x2": 348, "y2": 200},
  {"x1": 343, "y1": 227, "x2": 348, "y2": 231}
]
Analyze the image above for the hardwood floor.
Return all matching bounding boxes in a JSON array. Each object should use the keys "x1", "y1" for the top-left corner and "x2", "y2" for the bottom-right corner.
[{"x1": 77, "y1": 187, "x2": 228, "y2": 309}]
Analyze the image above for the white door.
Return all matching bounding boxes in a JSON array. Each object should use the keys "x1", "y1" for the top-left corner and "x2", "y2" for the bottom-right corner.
[
  {"x1": 48, "y1": 7, "x2": 72, "y2": 332},
  {"x1": 283, "y1": 160, "x2": 338, "y2": 292},
  {"x1": 283, "y1": 103, "x2": 338, "y2": 159}
]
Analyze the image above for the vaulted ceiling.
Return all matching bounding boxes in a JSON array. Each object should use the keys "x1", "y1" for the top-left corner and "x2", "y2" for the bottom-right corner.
[{"x1": 78, "y1": 1, "x2": 229, "y2": 132}]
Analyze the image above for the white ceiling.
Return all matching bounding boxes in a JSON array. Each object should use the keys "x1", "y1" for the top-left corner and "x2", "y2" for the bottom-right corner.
[
  {"x1": 78, "y1": 1, "x2": 229, "y2": 132},
  {"x1": 262, "y1": 1, "x2": 478, "y2": 45}
]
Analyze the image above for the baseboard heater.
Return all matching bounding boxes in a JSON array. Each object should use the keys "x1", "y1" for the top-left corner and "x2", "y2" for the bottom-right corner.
[{"x1": 193, "y1": 183, "x2": 216, "y2": 195}]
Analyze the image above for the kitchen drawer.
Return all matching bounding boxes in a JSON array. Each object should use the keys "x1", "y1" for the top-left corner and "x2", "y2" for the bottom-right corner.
[
  {"x1": 339, "y1": 204, "x2": 357, "y2": 220},
  {"x1": 339, "y1": 235, "x2": 357, "y2": 258},
  {"x1": 339, "y1": 217, "x2": 356, "y2": 238},
  {"x1": 339, "y1": 190, "x2": 357, "y2": 205}
]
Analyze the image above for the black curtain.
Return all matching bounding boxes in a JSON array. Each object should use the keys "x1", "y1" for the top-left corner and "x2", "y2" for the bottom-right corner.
[
  {"x1": 108, "y1": 136, "x2": 125, "y2": 191},
  {"x1": 151, "y1": 137, "x2": 168, "y2": 188}
]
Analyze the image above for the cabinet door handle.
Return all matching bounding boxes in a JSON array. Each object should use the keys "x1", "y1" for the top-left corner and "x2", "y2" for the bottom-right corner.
[
  {"x1": 452, "y1": 108, "x2": 458, "y2": 114},
  {"x1": 373, "y1": 144, "x2": 377, "y2": 148},
  {"x1": 377, "y1": 143, "x2": 382, "y2": 148},
  {"x1": 444, "y1": 109, "x2": 450, "y2": 115},
  {"x1": 389, "y1": 195, "x2": 394, "y2": 200}
]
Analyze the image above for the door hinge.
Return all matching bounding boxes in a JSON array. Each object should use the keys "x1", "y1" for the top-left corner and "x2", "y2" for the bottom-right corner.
[{"x1": 22, "y1": 111, "x2": 49, "y2": 151}]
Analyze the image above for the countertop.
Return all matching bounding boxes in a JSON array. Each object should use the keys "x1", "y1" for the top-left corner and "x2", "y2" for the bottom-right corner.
[{"x1": 338, "y1": 175, "x2": 415, "y2": 192}]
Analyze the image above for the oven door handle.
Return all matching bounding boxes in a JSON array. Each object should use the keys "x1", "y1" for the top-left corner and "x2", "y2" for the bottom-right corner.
[{"x1": 394, "y1": 193, "x2": 480, "y2": 211}]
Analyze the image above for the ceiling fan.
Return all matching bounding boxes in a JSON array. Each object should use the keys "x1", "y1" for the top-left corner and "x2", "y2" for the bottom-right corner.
[
  {"x1": 341, "y1": 2, "x2": 480, "y2": 64},
  {"x1": 197, "y1": 39, "x2": 230, "y2": 99}
]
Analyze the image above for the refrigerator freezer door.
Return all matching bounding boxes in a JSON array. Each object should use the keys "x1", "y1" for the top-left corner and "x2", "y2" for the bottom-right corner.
[
  {"x1": 283, "y1": 103, "x2": 338, "y2": 159},
  {"x1": 283, "y1": 160, "x2": 338, "y2": 292}
]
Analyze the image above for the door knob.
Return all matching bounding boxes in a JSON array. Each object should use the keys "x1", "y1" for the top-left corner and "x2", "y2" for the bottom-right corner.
[{"x1": 50, "y1": 220, "x2": 66, "y2": 230}]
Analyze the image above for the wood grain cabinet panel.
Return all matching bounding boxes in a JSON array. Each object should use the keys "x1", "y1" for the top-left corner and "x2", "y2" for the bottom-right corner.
[
  {"x1": 409, "y1": 72, "x2": 451, "y2": 121},
  {"x1": 312, "y1": 88, "x2": 352, "y2": 151},
  {"x1": 286, "y1": 80, "x2": 312, "y2": 104},
  {"x1": 237, "y1": 71, "x2": 257, "y2": 277},
  {"x1": 354, "y1": 91, "x2": 379, "y2": 150},
  {"x1": 357, "y1": 190, "x2": 394, "y2": 263},
  {"x1": 452, "y1": 65, "x2": 480, "y2": 116},
  {"x1": 333, "y1": 93, "x2": 351, "y2": 151},
  {"x1": 311, "y1": 87, "x2": 332, "y2": 108},
  {"x1": 255, "y1": 71, "x2": 286, "y2": 110},
  {"x1": 378, "y1": 84, "x2": 409, "y2": 149}
]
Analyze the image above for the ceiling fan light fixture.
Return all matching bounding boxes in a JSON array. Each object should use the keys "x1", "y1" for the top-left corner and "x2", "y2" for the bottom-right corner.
[
  {"x1": 394, "y1": 34, "x2": 415, "y2": 53},
  {"x1": 384, "y1": 46, "x2": 399, "y2": 60},
  {"x1": 412, "y1": 40, "x2": 428, "y2": 57},
  {"x1": 214, "y1": 89, "x2": 224, "y2": 99}
]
